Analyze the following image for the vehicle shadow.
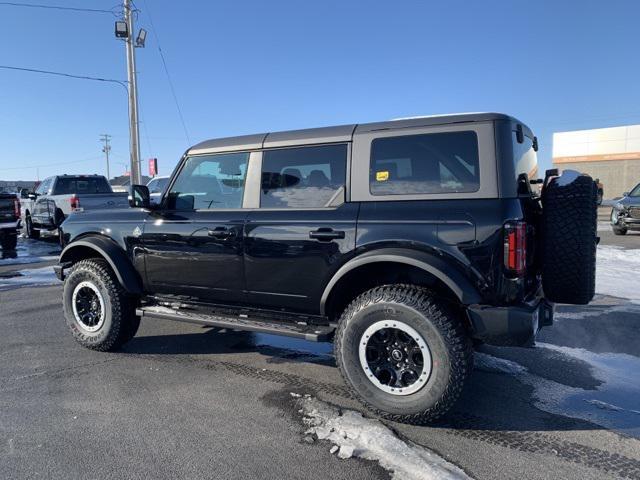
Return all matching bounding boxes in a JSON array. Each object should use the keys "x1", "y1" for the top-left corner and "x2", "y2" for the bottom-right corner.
[{"x1": 122, "y1": 327, "x2": 336, "y2": 367}]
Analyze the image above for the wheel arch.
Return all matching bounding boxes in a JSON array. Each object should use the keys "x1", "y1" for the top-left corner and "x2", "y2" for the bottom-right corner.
[
  {"x1": 60, "y1": 235, "x2": 143, "y2": 295},
  {"x1": 321, "y1": 248, "x2": 482, "y2": 320}
]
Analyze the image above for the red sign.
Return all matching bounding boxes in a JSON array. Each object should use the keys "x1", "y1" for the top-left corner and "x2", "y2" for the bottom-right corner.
[{"x1": 149, "y1": 158, "x2": 158, "y2": 177}]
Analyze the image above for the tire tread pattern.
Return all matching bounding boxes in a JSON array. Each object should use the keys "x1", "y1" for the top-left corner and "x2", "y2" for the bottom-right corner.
[{"x1": 541, "y1": 175, "x2": 597, "y2": 305}]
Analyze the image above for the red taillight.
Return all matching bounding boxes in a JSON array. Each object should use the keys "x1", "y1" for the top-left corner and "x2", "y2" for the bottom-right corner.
[
  {"x1": 13, "y1": 198, "x2": 20, "y2": 218},
  {"x1": 70, "y1": 194, "x2": 80, "y2": 211},
  {"x1": 504, "y1": 222, "x2": 527, "y2": 275}
]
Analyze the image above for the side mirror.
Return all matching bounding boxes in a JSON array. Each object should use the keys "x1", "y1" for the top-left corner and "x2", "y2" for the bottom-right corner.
[
  {"x1": 129, "y1": 184, "x2": 150, "y2": 208},
  {"x1": 28, "y1": 192, "x2": 37, "y2": 200},
  {"x1": 623, "y1": 192, "x2": 630, "y2": 197}
]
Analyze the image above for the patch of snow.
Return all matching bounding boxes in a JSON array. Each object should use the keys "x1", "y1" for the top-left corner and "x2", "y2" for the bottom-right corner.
[
  {"x1": 555, "y1": 303, "x2": 640, "y2": 320},
  {"x1": 596, "y1": 246, "x2": 640, "y2": 303},
  {"x1": 299, "y1": 396, "x2": 472, "y2": 480},
  {"x1": 0, "y1": 266, "x2": 59, "y2": 290},
  {"x1": 476, "y1": 347, "x2": 640, "y2": 439}
]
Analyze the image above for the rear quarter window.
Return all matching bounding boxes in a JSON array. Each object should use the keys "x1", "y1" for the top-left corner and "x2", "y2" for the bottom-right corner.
[{"x1": 370, "y1": 131, "x2": 480, "y2": 195}]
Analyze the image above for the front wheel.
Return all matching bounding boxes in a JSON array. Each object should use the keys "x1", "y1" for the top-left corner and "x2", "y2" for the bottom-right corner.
[
  {"x1": 612, "y1": 226, "x2": 627, "y2": 235},
  {"x1": 25, "y1": 215, "x2": 40, "y2": 240},
  {"x1": 334, "y1": 285, "x2": 472, "y2": 424},
  {"x1": 63, "y1": 259, "x2": 139, "y2": 351}
]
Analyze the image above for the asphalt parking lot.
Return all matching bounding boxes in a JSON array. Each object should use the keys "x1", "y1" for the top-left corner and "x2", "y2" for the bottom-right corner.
[{"x1": 1, "y1": 219, "x2": 639, "y2": 480}]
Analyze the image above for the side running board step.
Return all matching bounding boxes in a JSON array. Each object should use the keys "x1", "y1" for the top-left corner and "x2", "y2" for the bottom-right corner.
[{"x1": 136, "y1": 306, "x2": 335, "y2": 342}]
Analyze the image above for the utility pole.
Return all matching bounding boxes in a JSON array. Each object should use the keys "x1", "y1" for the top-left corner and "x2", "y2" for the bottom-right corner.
[
  {"x1": 123, "y1": 0, "x2": 141, "y2": 184},
  {"x1": 100, "y1": 134, "x2": 112, "y2": 181}
]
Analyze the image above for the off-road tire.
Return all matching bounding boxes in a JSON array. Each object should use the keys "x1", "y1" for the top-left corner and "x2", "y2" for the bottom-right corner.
[
  {"x1": 63, "y1": 258, "x2": 138, "y2": 351},
  {"x1": 541, "y1": 173, "x2": 597, "y2": 305},
  {"x1": 334, "y1": 284, "x2": 472, "y2": 424},
  {"x1": 0, "y1": 233, "x2": 17, "y2": 250},
  {"x1": 612, "y1": 226, "x2": 627, "y2": 236},
  {"x1": 25, "y1": 215, "x2": 40, "y2": 240}
]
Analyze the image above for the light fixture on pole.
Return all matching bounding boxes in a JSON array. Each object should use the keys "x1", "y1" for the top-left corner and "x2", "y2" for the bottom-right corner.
[
  {"x1": 114, "y1": 21, "x2": 128, "y2": 38},
  {"x1": 135, "y1": 29, "x2": 147, "y2": 48}
]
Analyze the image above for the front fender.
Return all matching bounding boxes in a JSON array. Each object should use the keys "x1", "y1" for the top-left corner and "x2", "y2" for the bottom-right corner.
[
  {"x1": 59, "y1": 236, "x2": 143, "y2": 295},
  {"x1": 320, "y1": 247, "x2": 483, "y2": 315}
]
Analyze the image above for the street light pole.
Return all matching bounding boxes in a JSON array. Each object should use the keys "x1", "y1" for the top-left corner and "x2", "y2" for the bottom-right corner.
[{"x1": 123, "y1": 0, "x2": 141, "y2": 184}]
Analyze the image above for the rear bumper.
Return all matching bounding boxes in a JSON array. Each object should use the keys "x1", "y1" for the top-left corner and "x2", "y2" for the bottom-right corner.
[
  {"x1": 467, "y1": 297, "x2": 554, "y2": 347},
  {"x1": 0, "y1": 220, "x2": 20, "y2": 233}
]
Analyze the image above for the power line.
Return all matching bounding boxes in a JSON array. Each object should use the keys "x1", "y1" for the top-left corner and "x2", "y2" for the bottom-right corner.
[
  {"x1": 0, "y1": 155, "x2": 103, "y2": 172},
  {"x1": 0, "y1": 65, "x2": 128, "y2": 92},
  {"x1": 0, "y1": 1, "x2": 118, "y2": 15},
  {"x1": 142, "y1": 0, "x2": 191, "y2": 145}
]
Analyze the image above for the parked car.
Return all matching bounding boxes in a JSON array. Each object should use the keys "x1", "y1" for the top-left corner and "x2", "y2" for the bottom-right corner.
[
  {"x1": 146, "y1": 175, "x2": 170, "y2": 204},
  {"x1": 0, "y1": 192, "x2": 20, "y2": 250},
  {"x1": 20, "y1": 175, "x2": 129, "y2": 239},
  {"x1": 595, "y1": 178, "x2": 604, "y2": 205},
  {"x1": 56, "y1": 113, "x2": 598, "y2": 423},
  {"x1": 610, "y1": 182, "x2": 640, "y2": 235}
]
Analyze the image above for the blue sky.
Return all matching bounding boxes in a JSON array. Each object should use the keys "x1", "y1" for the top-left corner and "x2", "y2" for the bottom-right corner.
[{"x1": 1, "y1": 0, "x2": 639, "y2": 182}]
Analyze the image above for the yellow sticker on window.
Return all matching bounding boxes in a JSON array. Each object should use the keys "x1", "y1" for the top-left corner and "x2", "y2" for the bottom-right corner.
[{"x1": 376, "y1": 171, "x2": 389, "y2": 182}]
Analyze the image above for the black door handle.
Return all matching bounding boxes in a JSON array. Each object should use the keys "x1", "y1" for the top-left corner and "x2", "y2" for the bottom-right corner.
[
  {"x1": 309, "y1": 228, "x2": 345, "y2": 241},
  {"x1": 208, "y1": 227, "x2": 236, "y2": 239}
]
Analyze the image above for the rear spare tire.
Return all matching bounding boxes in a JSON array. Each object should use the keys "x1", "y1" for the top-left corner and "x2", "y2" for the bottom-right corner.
[{"x1": 541, "y1": 170, "x2": 597, "y2": 304}]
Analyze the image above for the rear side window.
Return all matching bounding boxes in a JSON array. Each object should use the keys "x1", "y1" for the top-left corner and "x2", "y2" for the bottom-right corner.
[
  {"x1": 53, "y1": 177, "x2": 112, "y2": 195},
  {"x1": 260, "y1": 144, "x2": 347, "y2": 208},
  {"x1": 370, "y1": 131, "x2": 480, "y2": 195}
]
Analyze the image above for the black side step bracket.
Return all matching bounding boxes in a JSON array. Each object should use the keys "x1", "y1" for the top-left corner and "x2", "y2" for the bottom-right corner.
[{"x1": 136, "y1": 306, "x2": 335, "y2": 342}]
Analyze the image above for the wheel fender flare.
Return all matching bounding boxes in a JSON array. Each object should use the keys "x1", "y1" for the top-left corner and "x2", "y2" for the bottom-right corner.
[
  {"x1": 60, "y1": 236, "x2": 143, "y2": 295},
  {"x1": 320, "y1": 248, "x2": 482, "y2": 315}
]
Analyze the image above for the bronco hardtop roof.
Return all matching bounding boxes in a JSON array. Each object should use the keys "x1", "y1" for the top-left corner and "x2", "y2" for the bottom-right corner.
[{"x1": 188, "y1": 112, "x2": 525, "y2": 155}]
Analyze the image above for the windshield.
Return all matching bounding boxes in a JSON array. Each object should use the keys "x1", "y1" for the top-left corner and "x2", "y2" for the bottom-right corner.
[
  {"x1": 53, "y1": 177, "x2": 112, "y2": 195},
  {"x1": 628, "y1": 183, "x2": 640, "y2": 197}
]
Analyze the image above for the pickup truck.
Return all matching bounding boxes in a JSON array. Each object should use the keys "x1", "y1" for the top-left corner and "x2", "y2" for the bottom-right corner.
[
  {"x1": 0, "y1": 192, "x2": 20, "y2": 250},
  {"x1": 20, "y1": 175, "x2": 129, "y2": 239}
]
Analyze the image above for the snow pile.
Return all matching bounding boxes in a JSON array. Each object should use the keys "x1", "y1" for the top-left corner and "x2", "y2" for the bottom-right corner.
[
  {"x1": 0, "y1": 266, "x2": 58, "y2": 290},
  {"x1": 298, "y1": 396, "x2": 472, "y2": 480},
  {"x1": 596, "y1": 246, "x2": 640, "y2": 303}
]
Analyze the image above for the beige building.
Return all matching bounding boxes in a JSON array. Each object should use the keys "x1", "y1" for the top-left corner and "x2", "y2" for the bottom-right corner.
[{"x1": 553, "y1": 125, "x2": 640, "y2": 199}]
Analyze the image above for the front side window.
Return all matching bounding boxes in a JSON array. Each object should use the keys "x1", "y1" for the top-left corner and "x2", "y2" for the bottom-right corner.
[
  {"x1": 370, "y1": 131, "x2": 480, "y2": 195},
  {"x1": 260, "y1": 144, "x2": 347, "y2": 208},
  {"x1": 167, "y1": 152, "x2": 248, "y2": 210}
]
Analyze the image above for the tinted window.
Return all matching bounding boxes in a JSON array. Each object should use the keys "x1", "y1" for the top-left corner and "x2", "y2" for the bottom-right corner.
[
  {"x1": 370, "y1": 131, "x2": 480, "y2": 195},
  {"x1": 167, "y1": 153, "x2": 248, "y2": 210},
  {"x1": 53, "y1": 177, "x2": 112, "y2": 195},
  {"x1": 260, "y1": 144, "x2": 347, "y2": 208}
]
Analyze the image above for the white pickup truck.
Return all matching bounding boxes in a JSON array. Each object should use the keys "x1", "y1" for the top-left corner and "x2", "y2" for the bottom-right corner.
[{"x1": 20, "y1": 175, "x2": 129, "y2": 239}]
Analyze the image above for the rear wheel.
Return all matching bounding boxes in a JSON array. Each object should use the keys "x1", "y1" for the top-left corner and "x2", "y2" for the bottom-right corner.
[
  {"x1": 25, "y1": 215, "x2": 40, "y2": 240},
  {"x1": 334, "y1": 285, "x2": 472, "y2": 424},
  {"x1": 63, "y1": 258, "x2": 139, "y2": 351}
]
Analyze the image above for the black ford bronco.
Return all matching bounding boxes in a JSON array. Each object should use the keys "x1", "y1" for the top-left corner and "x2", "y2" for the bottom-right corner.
[{"x1": 56, "y1": 113, "x2": 598, "y2": 423}]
